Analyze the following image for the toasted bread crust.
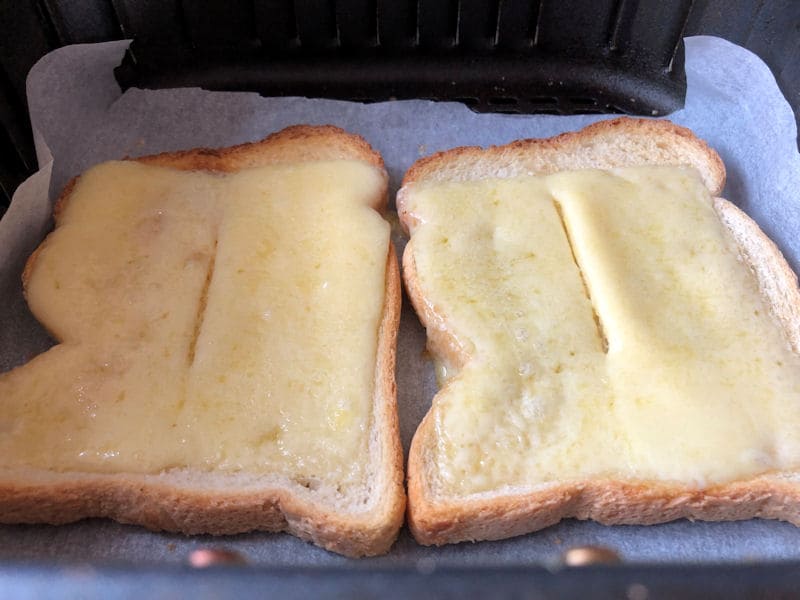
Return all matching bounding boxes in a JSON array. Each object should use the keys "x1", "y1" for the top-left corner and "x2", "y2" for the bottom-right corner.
[
  {"x1": 401, "y1": 118, "x2": 800, "y2": 546},
  {"x1": 408, "y1": 465, "x2": 800, "y2": 546},
  {"x1": 9, "y1": 126, "x2": 404, "y2": 557},
  {"x1": 136, "y1": 124, "x2": 386, "y2": 177},
  {"x1": 713, "y1": 198, "x2": 800, "y2": 354}
]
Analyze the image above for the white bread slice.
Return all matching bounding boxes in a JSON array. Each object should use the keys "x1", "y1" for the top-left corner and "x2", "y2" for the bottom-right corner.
[
  {"x1": 0, "y1": 126, "x2": 405, "y2": 557},
  {"x1": 398, "y1": 117, "x2": 800, "y2": 546}
]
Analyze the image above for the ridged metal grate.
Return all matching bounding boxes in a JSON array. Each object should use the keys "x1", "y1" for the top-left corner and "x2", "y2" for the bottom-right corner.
[
  {"x1": 112, "y1": 0, "x2": 691, "y2": 121},
  {"x1": 1, "y1": 0, "x2": 799, "y2": 213}
]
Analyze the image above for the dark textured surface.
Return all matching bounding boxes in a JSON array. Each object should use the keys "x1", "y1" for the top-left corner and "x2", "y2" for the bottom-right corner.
[
  {"x1": 1, "y1": 562, "x2": 800, "y2": 600},
  {"x1": 0, "y1": 2, "x2": 799, "y2": 596},
  {"x1": 1, "y1": 0, "x2": 799, "y2": 214},
  {"x1": 114, "y1": 0, "x2": 689, "y2": 117}
]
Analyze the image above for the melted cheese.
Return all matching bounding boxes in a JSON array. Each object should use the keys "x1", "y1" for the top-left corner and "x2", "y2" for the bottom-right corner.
[
  {"x1": 0, "y1": 159, "x2": 389, "y2": 490},
  {"x1": 407, "y1": 166, "x2": 800, "y2": 495}
]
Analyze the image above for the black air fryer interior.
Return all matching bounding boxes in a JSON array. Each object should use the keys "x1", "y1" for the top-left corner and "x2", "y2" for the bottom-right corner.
[
  {"x1": 0, "y1": 0, "x2": 798, "y2": 216},
  {"x1": 1, "y1": 1, "x2": 800, "y2": 597},
  {"x1": 113, "y1": 0, "x2": 690, "y2": 118}
]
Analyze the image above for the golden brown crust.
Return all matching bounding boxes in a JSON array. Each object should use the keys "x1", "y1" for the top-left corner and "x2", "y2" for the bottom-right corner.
[
  {"x1": 136, "y1": 124, "x2": 385, "y2": 179},
  {"x1": 714, "y1": 198, "x2": 800, "y2": 354},
  {"x1": 408, "y1": 462, "x2": 800, "y2": 545},
  {"x1": 52, "y1": 177, "x2": 79, "y2": 224},
  {"x1": 401, "y1": 119, "x2": 800, "y2": 547},
  {"x1": 0, "y1": 473, "x2": 384, "y2": 556},
  {"x1": 400, "y1": 117, "x2": 725, "y2": 212},
  {"x1": 368, "y1": 241, "x2": 407, "y2": 553},
  {"x1": 10, "y1": 126, "x2": 403, "y2": 557}
]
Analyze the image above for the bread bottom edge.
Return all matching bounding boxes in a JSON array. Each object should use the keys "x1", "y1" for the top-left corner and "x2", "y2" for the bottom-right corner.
[{"x1": 408, "y1": 476, "x2": 800, "y2": 547}]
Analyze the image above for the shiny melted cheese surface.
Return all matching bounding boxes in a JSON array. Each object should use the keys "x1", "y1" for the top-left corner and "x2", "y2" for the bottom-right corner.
[
  {"x1": 407, "y1": 166, "x2": 800, "y2": 494},
  {"x1": 0, "y1": 159, "x2": 389, "y2": 489}
]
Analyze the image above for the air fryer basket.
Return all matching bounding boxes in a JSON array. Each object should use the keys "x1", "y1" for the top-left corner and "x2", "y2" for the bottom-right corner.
[
  {"x1": 1, "y1": 0, "x2": 798, "y2": 216},
  {"x1": 0, "y1": 1, "x2": 799, "y2": 597}
]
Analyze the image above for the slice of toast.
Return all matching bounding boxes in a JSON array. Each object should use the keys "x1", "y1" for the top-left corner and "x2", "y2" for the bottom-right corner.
[
  {"x1": 0, "y1": 125, "x2": 405, "y2": 557},
  {"x1": 398, "y1": 117, "x2": 800, "y2": 546}
]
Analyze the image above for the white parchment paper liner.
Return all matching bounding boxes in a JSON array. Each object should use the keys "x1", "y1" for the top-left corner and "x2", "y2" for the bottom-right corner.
[{"x1": 0, "y1": 37, "x2": 799, "y2": 565}]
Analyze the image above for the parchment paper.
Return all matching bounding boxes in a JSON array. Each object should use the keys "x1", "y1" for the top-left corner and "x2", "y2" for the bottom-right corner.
[{"x1": 0, "y1": 36, "x2": 799, "y2": 567}]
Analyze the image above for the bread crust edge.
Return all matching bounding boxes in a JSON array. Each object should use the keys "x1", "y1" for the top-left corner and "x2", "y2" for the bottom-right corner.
[{"x1": 399, "y1": 117, "x2": 725, "y2": 214}]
